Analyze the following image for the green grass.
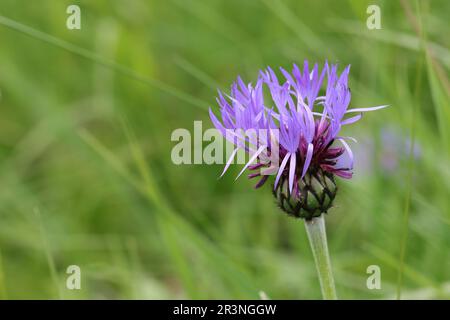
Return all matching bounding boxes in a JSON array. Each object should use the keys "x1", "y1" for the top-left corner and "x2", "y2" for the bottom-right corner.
[{"x1": 0, "y1": 0, "x2": 449, "y2": 299}]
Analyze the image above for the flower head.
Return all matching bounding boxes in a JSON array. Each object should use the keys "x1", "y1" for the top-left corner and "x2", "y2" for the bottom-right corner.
[{"x1": 209, "y1": 61, "x2": 387, "y2": 219}]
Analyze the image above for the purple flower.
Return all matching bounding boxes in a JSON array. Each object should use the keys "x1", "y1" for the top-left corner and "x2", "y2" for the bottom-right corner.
[{"x1": 209, "y1": 61, "x2": 387, "y2": 218}]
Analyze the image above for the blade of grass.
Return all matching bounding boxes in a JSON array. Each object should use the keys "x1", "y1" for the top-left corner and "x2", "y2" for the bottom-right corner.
[
  {"x1": 328, "y1": 19, "x2": 450, "y2": 69},
  {"x1": 120, "y1": 118, "x2": 199, "y2": 298},
  {"x1": 169, "y1": 0, "x2": 264, "y2": 71},
  {"x1": 120, "y1": 118, "x2": 260, "y2": 297},
  {"x1": 399, "y1": 0, "x2": 450, "y2": 152},
  {"x1": 173, "y1": 55, "x2": 221, "y2": 90},
  {"x1": 261, "y1": 0, "x2": 331, "y2": 58},
  {"x1": 426, "y1": 55, "x2": 450, "y2": 152},
  {"x1": 77, "y1": 129, "x2": 146, "y2": 195},
  {"x1": 366, "y1": 244, "x2": 439, "y2": 290},
  {"x1": 396, "y1": 0, "x2": 426, "y2": 300},
  {"x1": 170, "y1": 0, "x2": 249, "y2": 43}
]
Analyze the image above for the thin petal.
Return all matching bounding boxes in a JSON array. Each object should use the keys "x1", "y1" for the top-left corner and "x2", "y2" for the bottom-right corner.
[
  {"x1": 337, "y1": 137, "x2": 354, "y2": 168},
  {"x1": 337, "y1": 135, "x2": 357, "y2": 143},
  {"x1": 235, "y1": 145, "x2": 266, "y2": 180},
  {"x1": 280, "y1": 67, "x2": 297, "y2": 88},
  {"x1": 333, "y1": 170, "x2": 353, "y2": 179},
  {"x1": 209, "y1": 108, "x2": 225, "y2": 134},
  {"x1": 341, "y1": 113, "x2": 362, "y2": 125},
  {"x1": 220, "y1": 148, "x2": 238, "y2": 178}
]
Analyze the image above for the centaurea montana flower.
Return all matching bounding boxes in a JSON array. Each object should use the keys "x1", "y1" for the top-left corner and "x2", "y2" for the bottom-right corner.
[{"x1": 209, "y1": 61, "x2": 387, "y2": 219}]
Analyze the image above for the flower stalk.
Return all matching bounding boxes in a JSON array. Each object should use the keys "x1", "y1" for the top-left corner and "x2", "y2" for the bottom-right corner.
[
  {"x1": 304, "y1": 215, "x2": 337, "y2": 300},
  {"x1": 209, "y1": 61, "x2": 387, "y2": 299}
]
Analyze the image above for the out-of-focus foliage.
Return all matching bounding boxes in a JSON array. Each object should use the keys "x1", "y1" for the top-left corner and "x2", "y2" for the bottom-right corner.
[{"x1": 0, "y1": 0, "x2": 448, "y2": 299}]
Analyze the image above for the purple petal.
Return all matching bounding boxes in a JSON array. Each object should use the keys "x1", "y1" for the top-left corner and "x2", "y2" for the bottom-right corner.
[
  {"x1": 254, "y1": 175, "x2": 269, "y2": 188},
  {"x1": 209, "y1": 108, "x2": 226, "y2": 134},
  {"x1": 346, "y1": 105, "x2": 389, "y2": 113},
  {"x1": 341, "y1": 113, "x2": 362, "y2": 125},
  {"x1": 333, "y1": 170, "x2": 353, "y2": 179},
  {"x1": 301, "y1": 143, "x2": 314, "y2": 178}
]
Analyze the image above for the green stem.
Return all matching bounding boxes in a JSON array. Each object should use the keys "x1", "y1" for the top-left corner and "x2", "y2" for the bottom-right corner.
[{"x1": 304, "y1": 215, "x2": 337, "y2": 300}]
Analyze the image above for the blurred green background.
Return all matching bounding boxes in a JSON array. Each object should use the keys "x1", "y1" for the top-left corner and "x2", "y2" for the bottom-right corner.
[{"x1": 0, "y1": 0, "x2": 449, "y2": 299}]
